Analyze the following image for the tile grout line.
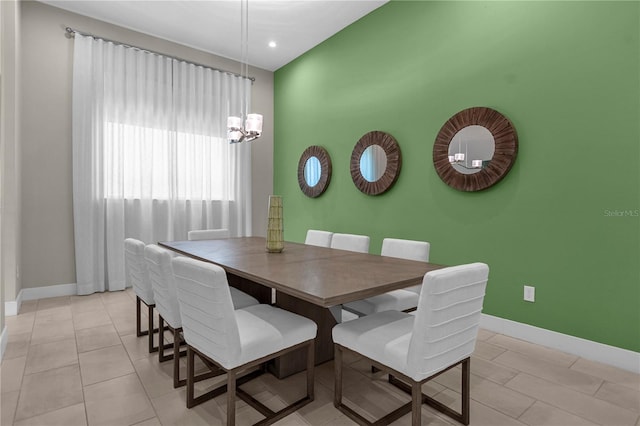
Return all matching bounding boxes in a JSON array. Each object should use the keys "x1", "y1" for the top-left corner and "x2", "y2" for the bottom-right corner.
[
  {"x1": 15, "y1": 306, "x2": 36, "y2": 425},
  {"x1": 470, "y1": 369, "x2": 537, "y2": 421},
  {"x1": 119, "y1": 294, "x2": 163, "y2": 424},
  {"x1": 6, "y1": 291, "x2": 640, "y2": 426},
  {"x1": 70, "y1": 296, "x2": 91, "y2": 426},
  {"x1": 90, "y1": 290, "x2": 158, "y2": 425},
  {"x1": 492, "y1": 348, "x2": 610, "y2": 398},
  {"x1": 505, "y1": 371, "x2": 639, "y2": 425},
  {"x1": 12, "y1": 299, "x2": 78, "y2": 425},
  {"x1": 11, "y1": 299, "x2": 38, "y2": 426}
]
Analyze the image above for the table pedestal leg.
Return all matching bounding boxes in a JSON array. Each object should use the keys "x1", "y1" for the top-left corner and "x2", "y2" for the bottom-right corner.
[
  {"x1": 271, "y1": 291, "x2": 337, "y2": 378},
  {"x1": 227, "y1": 274, "x2": 272, "y2": 304}
]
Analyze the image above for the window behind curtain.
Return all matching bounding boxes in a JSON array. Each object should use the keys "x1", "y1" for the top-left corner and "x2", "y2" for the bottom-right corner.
[{"x1": 103, "y1": 122, "x2": 230, "y2": 200}]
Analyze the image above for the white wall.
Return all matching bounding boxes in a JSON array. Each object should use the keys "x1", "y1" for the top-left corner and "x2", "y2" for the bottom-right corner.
[
  {"x1": 1, "y1": 0, "x2": 22, "y2": 325},
  {"x1": 17, "y1": 1, "x2": 273, "y2": 292}
]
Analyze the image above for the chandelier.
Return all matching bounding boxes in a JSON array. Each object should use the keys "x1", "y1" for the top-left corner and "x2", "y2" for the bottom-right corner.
[{"x1": 227, "y1": 0, "x2": 263, "y2": 144}]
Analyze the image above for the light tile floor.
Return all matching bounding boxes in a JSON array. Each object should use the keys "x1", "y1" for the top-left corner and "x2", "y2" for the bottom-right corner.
[{"x1": 1, "y1": 289, "x2": 639, "y2": 425}]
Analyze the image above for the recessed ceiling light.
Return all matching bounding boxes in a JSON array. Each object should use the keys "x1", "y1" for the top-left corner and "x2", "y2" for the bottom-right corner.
[{"x1": 268, "y1": 41, "x2": 277, "y2": 48}]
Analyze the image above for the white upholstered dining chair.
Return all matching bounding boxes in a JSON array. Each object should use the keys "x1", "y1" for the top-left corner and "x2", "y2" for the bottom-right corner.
[
  {"x1": 187, "y1": 228, "x2": 230, "y2": 241},
  {"x1": 304, "y1": 229, "x2": 333, "y2": 247},
  {"x1": 144, "y1": 244, "x2": 259, "y2": 388},
  {"x1": 333, "y1": 262, "x2": 489, "y2": 426},
  {"x1": 330, "y1": 232, "x2": 370, "y2": 253},
  {"x1": 172, "y1": 256, "x2": 318, "y2": 425},
  {"x1": 124, "y1": 238, "x2": 159, "y2": 353},
  {"x1": 343, "y1": 238, "x2": 430, "y2": 316},
  {"x1": 328, "y1": 232, "x2": 371, "y2": 322}
]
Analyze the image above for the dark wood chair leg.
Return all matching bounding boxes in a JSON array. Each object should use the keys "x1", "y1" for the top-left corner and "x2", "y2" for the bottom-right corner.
[
  {"x1": 173, "y1": 327, "x2": 183, "y2": 388},
  {"x1": 136, "y1": 296, "x2": 161, "y2": 353},
  {"x1": 158, "y1": 317, "x2": 170, "y2": 362},
  {"x1": 158, "y1": 318, "x2": 183, "y2": 363},
  {"x1": 186, "y1": 345, "x2": 195, "y2": 408},
  {"x1": 148, "y1": 303, "x2": 157, "y2": 353},
  {"x1": 183, "y1": 341, "x2": 314, "y2": 424},
  {"x1": 338, "y1": 346, "x2": 480, "y2": 426},
  {"x1": 411, "y1": 380, "x2": 421, "y2": 426},
  {"x1": 462, "y1": 357, "x2": 470, "y2": 425},
  {"x1": 227, "y1": 370, "x2": 237, "y2": 426},
  {"x1": 172, "y1": 332, "x2": 217, "y2": 389},
  {"x1": 136, "y1": 297, "x2": 146, "y2": 337}
]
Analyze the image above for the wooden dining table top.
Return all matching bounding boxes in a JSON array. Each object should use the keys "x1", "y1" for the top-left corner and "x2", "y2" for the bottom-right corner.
[{"x1": 159, "y1": 236, "x2": 445, "y2": 308}]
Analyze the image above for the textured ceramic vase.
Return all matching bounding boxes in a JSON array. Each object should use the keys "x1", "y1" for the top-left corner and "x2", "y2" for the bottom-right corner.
[{"x1": 266, "y1": 195, "x2": 284, "y2": 253}]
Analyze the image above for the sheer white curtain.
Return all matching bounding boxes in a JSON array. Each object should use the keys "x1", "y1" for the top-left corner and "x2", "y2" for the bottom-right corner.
[{"x1": 72, "y1": 34, "x2": 252, "y2": 294}]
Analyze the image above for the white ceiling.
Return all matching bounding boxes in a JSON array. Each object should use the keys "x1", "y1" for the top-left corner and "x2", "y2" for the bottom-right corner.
[{"x1": 40, "y1": 0, "x2": 388, "y2": 71}]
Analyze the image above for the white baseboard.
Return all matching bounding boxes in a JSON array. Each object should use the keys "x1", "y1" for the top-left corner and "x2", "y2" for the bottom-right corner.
[
  {"x1": 21, "y1": 283, "x2": 77, "y2": 301},
  {"x1": 481, "y1": 313, "x2": 640, "y2": 374},
  {"x1": 2, "y1": 283, "x2": 638, "y2": 373},
  {"x1": 5, "y1": 300, "x2": 18, "y2": 316},
  {"x1": 4, "y1": 283, "x2": 77, "y2": 316},
  {"x1": 0, "y1": 325, "x2": 7, "y2": 362},
  {"x1": 4, "y1": 289, "x2": 22, "y2": 316}
]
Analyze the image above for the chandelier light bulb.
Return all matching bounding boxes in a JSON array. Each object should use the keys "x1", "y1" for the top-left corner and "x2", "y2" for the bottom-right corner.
[
  {"x1": 245, "y1": 113, "x2": 263, "y2": 134},
  {"x1": 227, "y1": 116, "x2": 243, "y2": 129}
]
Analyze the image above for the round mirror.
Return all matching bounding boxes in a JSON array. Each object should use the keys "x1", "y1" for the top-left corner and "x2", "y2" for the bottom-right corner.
[
  {"x1": 433, "y1": 107, "x2": 518, "y2": 192},
  {"x1": 351, "y1": 131, "x2": 401, "y2": 195},
  {"x1": 298, "y1": 146, "x2": 332, "y2": 198},
  {"x1": 448, "y1": 125, "x2": 495, "y2": 175},
  {"x1": 359, "y1": 145, "x2": 387, "y2": 182},
  {"x1": 304, "y1": 156, "x2": 322, "y2": 187}
]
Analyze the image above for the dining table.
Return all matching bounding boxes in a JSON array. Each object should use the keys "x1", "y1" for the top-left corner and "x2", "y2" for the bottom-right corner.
[{"x1": 159, "y1": 236, "x2": 444, "y2": 377}]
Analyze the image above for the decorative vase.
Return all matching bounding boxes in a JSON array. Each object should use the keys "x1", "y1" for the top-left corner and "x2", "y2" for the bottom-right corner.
[{"x1": 266, "y1": 195, "x2": 284, "y2": 253}]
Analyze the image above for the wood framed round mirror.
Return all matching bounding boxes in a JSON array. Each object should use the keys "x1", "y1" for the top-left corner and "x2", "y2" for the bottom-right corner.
[
  {"x1": 350, "y1": 131, "x2": 402, "y2": 195},
  {"x1": 297, "y1": 145, "x2": 332, "y2": 198},
  {"x1": 433, "y1": 107, "x2": 518, "y2": 192}
]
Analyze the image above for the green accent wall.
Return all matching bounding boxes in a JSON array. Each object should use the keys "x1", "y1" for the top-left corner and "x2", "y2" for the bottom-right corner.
[{"x1": 274, "y1": 1, "x2": 640, "y2": 352}]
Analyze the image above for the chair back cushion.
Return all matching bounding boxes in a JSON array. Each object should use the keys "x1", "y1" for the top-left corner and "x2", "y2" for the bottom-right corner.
[
  {"x1": 305, "y1": 230, "x2": 333, "y2": 247},
  {"x1": 381, "y1": 238, "x2": 430, "y2": 262},
  {"x1": 382, "y1": 238, "x2": 431, "y2": 295},
  {"x1": 187, "y1": 228, "x2": 230, "y2": 241},
  {"x1": 144, "y1": 245, "x2": 182, "y2": 328},
  {"x1": 407, "y1": 263, "x2": 489, "y2": 380},
  {"x1": 331, "y1": 233, "x2": 370, "y2": 253},
  {"x1": 124, "y1": 238, "x2": 154, "y2": 305},
  {"x1": 172, "y1": 256, "x2": 242, "y2": 367}
]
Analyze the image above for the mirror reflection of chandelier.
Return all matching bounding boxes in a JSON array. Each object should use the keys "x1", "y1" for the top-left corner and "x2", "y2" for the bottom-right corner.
[
  {"x1": 449, "y1": 139, "x2": 483, "y2": 169},
  {"x1": 448, "y1": 150, "x2": 484, "y2": 170},
  {"x1": 448, "y1": 125, "x2": 495, "y2": 171},
  {"x1": 227, "y1": 0, "x2": 263, "y2": 144}
]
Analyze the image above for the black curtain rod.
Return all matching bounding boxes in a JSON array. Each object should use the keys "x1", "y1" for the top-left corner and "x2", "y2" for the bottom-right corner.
[{"x1": 65, "y1": 26, "x2": 255, "y2": 82}]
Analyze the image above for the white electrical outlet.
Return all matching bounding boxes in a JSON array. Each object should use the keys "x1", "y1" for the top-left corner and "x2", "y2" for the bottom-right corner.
[{"x1": 524, "y1": 285, "x2": 535, "y2": 302}]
